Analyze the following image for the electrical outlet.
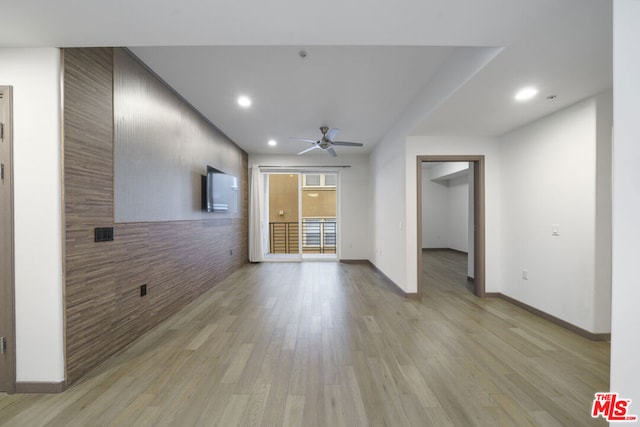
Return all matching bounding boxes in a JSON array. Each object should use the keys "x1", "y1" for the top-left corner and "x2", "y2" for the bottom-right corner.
[
  {"x1": 140, "y1": 284, "x2": 147, "y2": 297},
  {"x1": 522, "y1": 270, "x2": 528, "y2": 280}
]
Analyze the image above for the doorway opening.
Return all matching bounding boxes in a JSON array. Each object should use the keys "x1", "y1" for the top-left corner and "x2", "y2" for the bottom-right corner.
[
  {"x1": 0, "y1": 86, "x2": 16, "y2": 393},
  {"x1": 417, "y1": 156, "x2": 485, "y2": 297},
  {"x1": 264, "y1": 171, "x2": 338, "y2": 261}
]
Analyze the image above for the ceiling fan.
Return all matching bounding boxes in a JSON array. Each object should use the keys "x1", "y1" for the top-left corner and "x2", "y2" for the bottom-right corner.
[{"x1": 291, "y1": 126, "x2": 363, "y2": 157}]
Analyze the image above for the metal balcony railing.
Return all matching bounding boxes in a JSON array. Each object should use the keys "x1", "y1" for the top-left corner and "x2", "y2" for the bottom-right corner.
[
  {"x1": 269, "y1": 219, "x2": 336, "y2": 254},
  {"x1": 269, "y1": 222, "x2": 299, "y2": 254}
]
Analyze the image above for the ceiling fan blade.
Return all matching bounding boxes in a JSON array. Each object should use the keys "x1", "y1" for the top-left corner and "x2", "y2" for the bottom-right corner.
[
  {"x1": 297, "y1": 145, "x2": 320, "y2": 155},
  {"x1": 290, "y1": 137, "x2": 318, "y2": 143},
  {"x1": 325, "y1": 128, "x2": 339, "y2": 142},
  {"x1": 331, "y1": 141, "x2": 363, "y2": 147},
  {"x1": 326, "y1": 147, "x2": 338, "y2": 158}
]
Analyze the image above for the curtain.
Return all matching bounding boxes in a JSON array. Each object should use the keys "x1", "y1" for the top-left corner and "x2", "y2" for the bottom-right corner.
[{"x1": 248, "y1": 165, "x2": 265, "y2": 262}]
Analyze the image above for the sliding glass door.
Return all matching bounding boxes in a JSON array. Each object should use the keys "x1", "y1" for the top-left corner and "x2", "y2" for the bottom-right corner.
[{"x1": 264, "y1": 171, "x2": 338, "y2": 260}]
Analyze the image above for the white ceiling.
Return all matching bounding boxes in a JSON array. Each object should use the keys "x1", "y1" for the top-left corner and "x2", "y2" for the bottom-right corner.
[
  {"x1": 2, "y1": 0, "x2": 612, "y2": 157},
  {"x1": 129, "y1": 45, "x2": 454, "y2": 155}
]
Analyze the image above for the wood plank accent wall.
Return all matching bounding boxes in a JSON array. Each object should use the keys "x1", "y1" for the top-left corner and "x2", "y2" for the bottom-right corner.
[{"x1": 62, "y1": 48, "x2": 248, "y2": 385}]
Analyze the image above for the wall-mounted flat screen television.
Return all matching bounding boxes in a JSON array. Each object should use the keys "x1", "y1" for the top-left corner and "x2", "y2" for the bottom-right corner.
[{"x1": 202, "y1": 166, "x2": 239, "y2": 213}]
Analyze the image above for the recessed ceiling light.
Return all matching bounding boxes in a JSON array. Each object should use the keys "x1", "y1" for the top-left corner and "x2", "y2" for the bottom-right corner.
[
  {"x1": 514, "y1": 87, "x2": 539, "y2": 102},
  {"x1": 268, "y1": 139, "x2": 277, "y2": 147},
  {"x1": 237, "y1": 95, "x2": 252, "y2": 108}
]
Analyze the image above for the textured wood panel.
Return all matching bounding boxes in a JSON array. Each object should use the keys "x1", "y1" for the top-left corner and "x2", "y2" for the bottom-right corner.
[
  {"x1": 63, "y1": 48, "x2": 116, "y2": 383},
  {"x1": 63, "y1": 48, "x2": 248, "y2": 385},
  {"x1": 63, "y1": 48, "x2": 114, "y2": 226}
]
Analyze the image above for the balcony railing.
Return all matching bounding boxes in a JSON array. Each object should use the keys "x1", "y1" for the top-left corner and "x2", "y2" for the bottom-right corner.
[
  {"x1": 269, "y1": 222, "x2": 299, "y2": 254},
  {"x1": 269, "y1": 219, "x2": 336, "y2": 254}
]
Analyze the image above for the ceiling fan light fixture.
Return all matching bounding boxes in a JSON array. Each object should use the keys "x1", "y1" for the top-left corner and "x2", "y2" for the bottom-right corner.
[{"x1": 291, "y1": 125, "x2": 363, "y2": 157}]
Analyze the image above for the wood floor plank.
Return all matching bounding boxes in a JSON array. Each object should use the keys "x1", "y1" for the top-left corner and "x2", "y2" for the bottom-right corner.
[
  {"x1": 237, "y1": 383, "x2": 271, "y2": 427},
  {"x1": 217, "y1": 394, "x2": 250, "y2": 426},
  {"x1": 220, "y1": 343, "x2": 253, "y2": 384},
  {"x1": 323, "y1": 384, "x2": 347, "y2": 427},
  {"x1": 0, "y1": 252, "x2": 609, "y2": 426},
  {"x1": 341, "y1": 365, "x2": 369, "y2": 427},
  {"x1": 259, "y1": 349, "x2": 294, "y2": 427},
  {"x1": 398, "y1": 364, "x2": 440, "y2": 409},
  {"x1": 282, "y1": 394, "x2": 305, "y2": 427}
]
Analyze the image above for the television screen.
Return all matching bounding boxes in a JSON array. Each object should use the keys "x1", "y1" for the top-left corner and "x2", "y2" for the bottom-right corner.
[{"x1": 202, "y1": 166, "x2": 238, "y2": 213}]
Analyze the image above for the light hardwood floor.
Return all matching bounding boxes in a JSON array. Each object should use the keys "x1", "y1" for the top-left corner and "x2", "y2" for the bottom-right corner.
[{"x1": 0, "y1": 253, "x2": 609, "y2": 426}]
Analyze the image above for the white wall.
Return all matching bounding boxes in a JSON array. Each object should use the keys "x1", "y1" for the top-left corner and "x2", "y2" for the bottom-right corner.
[
  {"x1": 248, "y1": 153, "x2": 370, "y2": 260},
  {"x1": 405, "y1": 136, "x2": 502, "y2": 294},
  {"x1": 428, "y1": 162, "x2": 468, "y2": 180},
  {"x1": 611, "y1": 0, "x2": 640, "y2": 407},
  {"x1": 594, "y1": 90, "x2": 612, "y2": 334},
  {"x1": 421, "y1": 167, "x2": 469, "y2": 252},
  {"x1": 421, "y1": 167, "x2": 449, "y2": 248},
  {"x1": 447, "y1": 175, "x2": 469, "y2": 252},
  {"x1": 0, "y1": 49, "x2": 65, "y2": 382},
  {"x1": 499, "y1": 95, "x2": 611, "y2": 333},
  {"x1": 370, "y1": 134, "x2": 407, "y2": 288}
]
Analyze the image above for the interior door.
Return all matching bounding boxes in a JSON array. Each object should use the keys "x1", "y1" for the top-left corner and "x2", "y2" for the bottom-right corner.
[{"x1": 0, "y1": 86, "x2": 16, "y2": 393}]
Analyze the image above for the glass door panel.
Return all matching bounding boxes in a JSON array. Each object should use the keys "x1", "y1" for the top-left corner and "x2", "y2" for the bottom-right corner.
[
  {"x1": 266, "y1": 173, "x2": 301, "y2": 259},
  {"x1": 301, "y1": 173, "x2": 337, "y2": 258}
]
